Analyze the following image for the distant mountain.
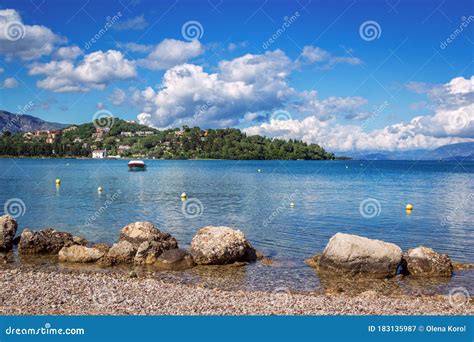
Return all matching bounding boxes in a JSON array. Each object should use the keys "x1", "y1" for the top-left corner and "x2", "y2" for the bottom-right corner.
[
  {"x1": 344, "y1": 142, "x2": 474, "y2": 161},
  {"x1": 0, "y1": 110, "x2": 68, "y2": 133}
]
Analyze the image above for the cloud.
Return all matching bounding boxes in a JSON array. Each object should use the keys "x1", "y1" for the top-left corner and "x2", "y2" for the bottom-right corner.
[
  {"x1": 294, "y1": 91, "x2": 369, "y2": 121},
  {"x1": 96, "y1": 102, "x2": 106, "y2": 109},
  {"x1": 2, "y1": 77, "x2": 18, "y2": 88},
  {"x1": 54, "y1": 46, "x2": 83, "y2": 60},
  {"x1": 108, "y1": 88, "x2": 126, "y2": 106},
  {"x1": 116, "y1": 42, "x2": 153, "y2": 53},
  {"x1": 113, "y1": 15, "x2": 148, "y2": 30},
  {"x1": 244, "y1": 75, "x2": 474, "y2": 151},
  {"x1": 134, "y1": 50, "x2": 295, "y2": 128},
  {"x1": 28, "y1": 50, "x2": 137, "y2": 93},
  {"x1": 0, "y1": 67, "x2": 4, "y2": 74},
  {"x1": 138, "y1": 39, "x2": 203, "y2": 70},
  {"x1": 0, "y1": 9, "x2": 65, "y2": 61},
  {"x1": 300, "y1": 45, "x2": 362, "y2": 68}
]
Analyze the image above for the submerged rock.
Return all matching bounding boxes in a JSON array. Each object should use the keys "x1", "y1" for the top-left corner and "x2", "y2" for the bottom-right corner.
[
  {"x1": 0, "y1": 215, "x2": 18, "y2": 252},
  {"x1": 190, "y1": 226, "x2": 257, "y2": 265},
  {"x1": 404, "y1": 246, "x2": 453, "y2": 277},
  {"x1": 155, "y1": 248, "x2": 195, "y2": 270},
  {"x1": 317, "y1": 233, "x2": 402, "y2": 278},
  {"x1": 58, "y1": 245, "x2": 105, "y2": 263},
  {"x1": 18, "y1": 228, "x2": 87, "y2": 255},
  {"x1": 106, "y1": 240, "x2": 137, "y2": 264}
]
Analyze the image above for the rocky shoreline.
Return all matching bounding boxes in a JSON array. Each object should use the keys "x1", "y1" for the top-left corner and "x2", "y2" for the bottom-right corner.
[
  {"x1": 0, "y1": 266, "x2": 472, "y2": 316},
  {"x1": 0, "y1": 215, "x2": 473, "y2": 315}
]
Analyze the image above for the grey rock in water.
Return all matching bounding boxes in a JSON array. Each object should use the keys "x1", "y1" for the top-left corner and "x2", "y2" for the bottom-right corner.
[
  {"x1": 106, "y1": 240, "x2": 137, "y2": 264},
  {"x1": 118, "y1": 222, "x2": 178, "y2": 264},
  {"x1": 317, "y1": 233, "x2": 402, "y2": 278},
  {"x1": 404, "y1": 246, "x2": 453, "y2": 277},
  {"x1": 18, "y1": 228, "x2": 87, "y2": 255},
  {"x1": 119, "y1": 221, "x2": 177, "y2": 246},
  {"x1": 190, "y1": 226, "x2": 257, "y2": 265},
  {"x1": 155, "y1": 248, "x2": 195, "y2": 270},
  {"x1": 0, "y1": 215, "x2": 18, "y2": 252},
  {"x1": 58, "y1": 245, "x2": 105, "y2": 263}
]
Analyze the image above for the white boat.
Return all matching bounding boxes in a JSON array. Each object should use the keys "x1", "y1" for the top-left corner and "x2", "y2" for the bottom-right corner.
[{"x1": 128, "y1": 160, "x2": 146, "y2": 171}]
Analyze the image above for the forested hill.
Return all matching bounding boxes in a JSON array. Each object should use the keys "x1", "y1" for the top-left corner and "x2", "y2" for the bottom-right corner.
[{"x1": 0, "y1": 119, "x2": 335, "y2": 160}]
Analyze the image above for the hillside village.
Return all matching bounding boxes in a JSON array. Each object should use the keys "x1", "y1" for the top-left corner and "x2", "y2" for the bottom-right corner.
[{"x1": 0, "y1": 119, "x2": 335, "y2": 160}]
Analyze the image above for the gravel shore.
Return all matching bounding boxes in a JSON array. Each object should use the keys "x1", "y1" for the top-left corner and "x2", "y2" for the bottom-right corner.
[{"x1": 0, "y1": 267, "x2": 472, "y2": 315}]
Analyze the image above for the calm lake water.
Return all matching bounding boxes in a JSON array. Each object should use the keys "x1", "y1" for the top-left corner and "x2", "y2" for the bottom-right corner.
[{"x1": 1, "y1": 158, "x2": 473, "y2": 295}]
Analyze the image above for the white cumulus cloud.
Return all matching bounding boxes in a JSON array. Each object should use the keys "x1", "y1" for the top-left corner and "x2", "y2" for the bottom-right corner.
[
  {"x1": 138, "y1": 39, "x2": 204, "y2": 70},
  {"x1": 0, "y1": 9, "x2": 65, "y2": 61},
  {"x1": 28, "y1": 50, "x2": 137, "y2": 93}
]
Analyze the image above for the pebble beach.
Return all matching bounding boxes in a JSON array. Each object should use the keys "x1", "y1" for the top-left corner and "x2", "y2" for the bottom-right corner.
[{"x1": 0, "y1": 266, "x2": 472, "y2": 316}]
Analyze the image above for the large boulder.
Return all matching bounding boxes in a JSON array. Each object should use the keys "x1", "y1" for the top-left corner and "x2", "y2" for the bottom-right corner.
[
  {"x1": 317, "y1": 233, "x2": 402, "y2": 278},
  {"x1": 0, "y1": 215, "x2": 18, "y2": 252},
  {"x1": 106, "y1": 240, "x2": 137, "y2": 264},
  {"x1": 190, "y1": 226, "x2": 257, "y2": 265},
  {"x1": 18, "y1": 228, "x2": 87, "y2": 255},
  {"x1": 404, "y1": 246, "x2": 453, "y2": 277},
  {"x1": 155, "y1": 248, "x2": 195, "y2": 270},
  {"x1": 119, "y1": 221, "x2": 177, "y2": 246},
  {"x1": 58, "y1": 245, "x2": 105, "y2": 263},
  {"x1": 119, "y1": 222, "x2": 178, "y2": 264}
]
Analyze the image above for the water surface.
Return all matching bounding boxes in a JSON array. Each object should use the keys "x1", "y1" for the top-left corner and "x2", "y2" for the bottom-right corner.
[{"x1": 1, "y1": 159, "x2": 473, "y2": 295}]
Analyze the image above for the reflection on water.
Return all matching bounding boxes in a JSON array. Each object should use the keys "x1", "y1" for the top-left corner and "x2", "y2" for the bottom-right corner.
[{"x1": 0, "y1": 159, "x2": 473, "y2": 294}]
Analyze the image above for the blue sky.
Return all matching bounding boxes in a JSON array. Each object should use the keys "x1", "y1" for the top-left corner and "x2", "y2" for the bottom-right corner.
[{"x1": 0, "y1": 0, "x2": 473, "y2": 151}]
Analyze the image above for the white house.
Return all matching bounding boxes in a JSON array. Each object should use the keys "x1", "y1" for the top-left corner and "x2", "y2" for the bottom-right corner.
[{"x1": 92, "y1": 149, "x2": 107, "y2": 159}]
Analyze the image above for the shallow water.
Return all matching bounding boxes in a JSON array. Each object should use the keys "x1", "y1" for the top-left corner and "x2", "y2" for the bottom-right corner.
[{"x1": 1, "y1": 159, "x2": 473, "y2": 295}]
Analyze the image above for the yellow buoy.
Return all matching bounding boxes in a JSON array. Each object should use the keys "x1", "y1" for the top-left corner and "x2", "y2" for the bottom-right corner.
[
  {"x1": 405, "y1": 203, "x2": 413, "y2": 211},
  {"x1": 180, "y1": 192, "x2": 187, "y2": 199},
  {"x1": 55, "y1": 178, "x2": 61, "y2": 185},
  {"x1": 97, "y1": 186, "x2": 103, "y2": 192}
]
